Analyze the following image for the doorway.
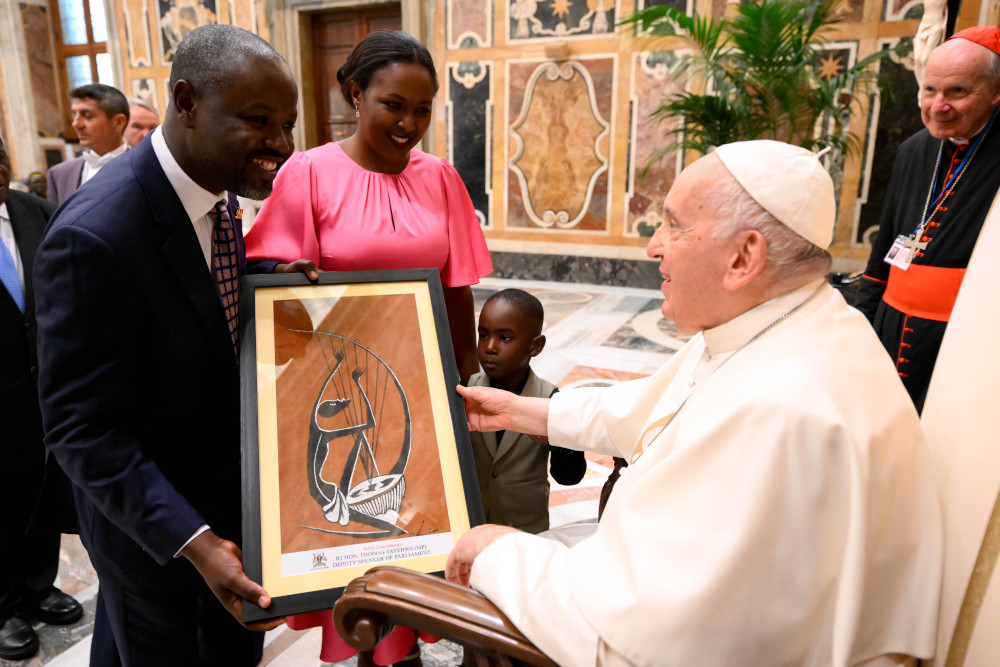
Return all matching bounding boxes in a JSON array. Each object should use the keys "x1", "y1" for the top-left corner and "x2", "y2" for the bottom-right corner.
[{"x1": 310, "y1": 6, "x2": 402, "y2": 147}]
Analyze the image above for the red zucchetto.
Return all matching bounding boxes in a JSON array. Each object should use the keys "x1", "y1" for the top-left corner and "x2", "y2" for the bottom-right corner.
[{"x1": 948, "y1": 25, "x2": 1000, "y2": 56}]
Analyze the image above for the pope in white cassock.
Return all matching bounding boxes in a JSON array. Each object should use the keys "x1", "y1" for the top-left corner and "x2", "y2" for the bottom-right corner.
[{"x1": 450, "y1": 140, "x2": 943, "y2": 667}]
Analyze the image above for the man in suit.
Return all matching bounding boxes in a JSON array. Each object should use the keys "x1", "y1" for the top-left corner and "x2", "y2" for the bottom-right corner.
[
  {"x1": 34, "y1": 25, "x2": 315, "y2": 666},
  {"x1": 46, "y1": 83, "x2": 128, "y2": 205},
  {"x1": 0, "y1": 133, "x2": 82, "y2": 660}
]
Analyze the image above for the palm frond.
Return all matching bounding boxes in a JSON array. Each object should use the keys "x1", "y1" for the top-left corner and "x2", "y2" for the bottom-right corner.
[{"x1": 621, "y1": 0, "x2": 899, "y2": 169}]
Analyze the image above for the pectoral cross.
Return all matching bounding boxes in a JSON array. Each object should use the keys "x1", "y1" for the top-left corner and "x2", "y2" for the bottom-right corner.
[{"x1": 902, "y1": 234, "x2": 928, "y2": 262}]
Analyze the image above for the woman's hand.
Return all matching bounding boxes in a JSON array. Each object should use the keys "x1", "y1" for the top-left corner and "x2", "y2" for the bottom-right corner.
[{"x1": 274, "y1": 259, "x2": 319, "y2": 281}]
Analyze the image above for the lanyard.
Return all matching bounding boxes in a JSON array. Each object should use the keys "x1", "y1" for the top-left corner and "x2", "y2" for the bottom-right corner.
[{"x1": 915, "y1": 106, "x2": 998, "y2": 236}]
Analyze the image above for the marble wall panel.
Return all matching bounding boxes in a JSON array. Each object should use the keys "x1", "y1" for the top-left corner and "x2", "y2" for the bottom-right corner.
[
  {"x1": 448, "y1": 0, "x2": 492, "y2": 47},
  {"x1": 489, "y1": 251, "x2": 661, "y2": 287},
  {"x1": 883, "y1": 0, "x2": 923, "y2": 20},
  {"x1": 157, "y1": 0, "x2": 219, "y2": 64},
  {"x1": 815, "y1": 43, "x2": 856, "y2": 84},
  {"x1": 626, "y1": 50, "x2": 682, "y2": 238},
  {"x1": 833, "y1": 0, "x2": 865, "y2": 23},
  {"x1": 507, "y1": 57, "x2": 613, "y2": 232},
  {"x1": 814, "y1": 41, "x2": 858, "y2": 209},
  {"x1": 163, "y1": 77, "x2": 173, "y2": 112},
  {"x1": 447, "y1": 61, "x2": 493, "y2": 227},
  {"x1": 131, "y1": 77, "x2": 159, "y2": 112},
  {"x1": 428, "y1": 0, "x2": 996, "y2": 271},
  {"x1": 854, "y1": 38, "x2": 921, "y2": 247},
  {"x1": 112, "y1": 0, "x2": 265, "y2": 129},
  {"x1": 123, "y1": 0, "x2": 153, "y2": 67},
  {"x1": 635, "y1": 0, "x2": 692, "y2": 20},
  {"x1": 20, "y1": 3, "x2": 62, "y2": 139},
  {"x1": 508, "y1": 0, "x2": 616, "y2": 42},
  {"x1": 224, "y1": 0, "x2": 261, "y2": 32}
]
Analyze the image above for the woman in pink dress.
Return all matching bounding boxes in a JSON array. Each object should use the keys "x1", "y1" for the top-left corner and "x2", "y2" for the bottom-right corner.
[
  {"x1": 245, "y1": 30, "x2": 492, "y2": 381},
  {"x1": 244, "y1": 30, "x2": 493, "y2": 665}
]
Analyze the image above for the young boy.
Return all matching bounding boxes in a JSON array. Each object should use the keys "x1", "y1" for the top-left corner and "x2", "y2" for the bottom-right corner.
[{"x1": 468, "y1": 288, "x2": 586, "y2": 534}]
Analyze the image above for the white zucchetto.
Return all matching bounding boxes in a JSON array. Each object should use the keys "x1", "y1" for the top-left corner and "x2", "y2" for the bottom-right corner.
[{"x1": 714, "y1": 140, "x2": 836, "y2": 249}]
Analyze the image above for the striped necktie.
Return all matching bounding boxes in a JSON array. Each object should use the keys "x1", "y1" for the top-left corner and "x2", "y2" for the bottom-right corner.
[
  {"x1": 212, "y1": 201, "x2": 239, "y2": 352},
  {"x1": 0, "y1": 240, "x2": 25, "y2": 312}
]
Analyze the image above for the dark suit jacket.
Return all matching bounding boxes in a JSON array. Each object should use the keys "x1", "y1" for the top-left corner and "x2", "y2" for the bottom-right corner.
[
  {"x1": 1, "y1": 190, "x2": 54, "y2": 472},
  {"x1": 469, "y1": 370, "x2": 585, "y2": 534},
  {"x1": 34, "y1": 139, "x2": 259, "y2": 587},
  {"x1": 46, "y1": 156, "x2": 84, "y2": 206}
]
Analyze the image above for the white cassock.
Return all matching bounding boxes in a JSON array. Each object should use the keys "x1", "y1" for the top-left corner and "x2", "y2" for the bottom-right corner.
[{"x1": 470, "y1": 279, "x2": 942, "y2": 667}]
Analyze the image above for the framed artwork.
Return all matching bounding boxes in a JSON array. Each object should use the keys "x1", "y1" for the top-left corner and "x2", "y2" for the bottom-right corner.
[{"x1": 239, "y1": 269, "x2": 483, "y2": 622}]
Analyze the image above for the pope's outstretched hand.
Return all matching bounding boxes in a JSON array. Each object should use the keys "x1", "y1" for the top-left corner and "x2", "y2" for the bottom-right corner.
[{"x1": 456, "y1": 384, "x2": 550, "y2": 436}]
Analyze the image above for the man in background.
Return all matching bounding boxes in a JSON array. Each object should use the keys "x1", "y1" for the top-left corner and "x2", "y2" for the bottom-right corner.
[
  {"x1": 24, "y1": 172, "x2": 46, "y2": 199},
  {"x1": 855, "y1": 25, "x2": 1000, "y2": 412},
  {"x1": 124, "y1": 98, "x2": 159, "y2": 147},
  {"x1": 0, "y1": 133, "x2": 81, "y2": 661},
  {"x1": 46, "y1": 83, "x2": 128, "y2": 205}
]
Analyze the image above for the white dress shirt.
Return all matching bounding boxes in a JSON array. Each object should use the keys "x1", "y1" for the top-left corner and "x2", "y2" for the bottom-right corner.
[
  {"x1": 150, "y1": 126, "x2": 226, "y2": 270},
  {"x1": 80, "y1": 141, "x2": 129, "y2": 185}
]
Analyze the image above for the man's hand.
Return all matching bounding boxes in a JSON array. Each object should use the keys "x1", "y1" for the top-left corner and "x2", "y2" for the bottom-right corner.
[
  {"x1": 181, "y1": 530, "x2": 286, "y2": 631},
  {"x1": 445, "y1": 524, "x2": 520, "y2": 587},
  {"x1": 456, "y1": 384, "x2": 551, "y2": 436},
  {"x1": 274, "y1": 259, "x2": 319, "y2": 281}
]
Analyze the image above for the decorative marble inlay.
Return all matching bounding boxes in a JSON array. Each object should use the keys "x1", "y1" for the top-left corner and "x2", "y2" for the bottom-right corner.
[
  {"x1": 626, "y1": 50, "x2": 683, "y2": 237},
  {"x1": 131, "y1": 77, "x2": 159, "y2": 113},
  {"x1": 447, "y1": 61, "x2": 493, "y2": 227},
  {"x1": 157, "y1": 0, "x2": 219, "y2": 64},
  {"x1": 163, "y1": 77, "x2": 173, "y2": 114},
  {"x1": 883, "y1": 0, "x2": 924, "y2": 21},
  {"x1": 631, "y1": 0, "x2": 694, "y2": 34},
  {"x1": 123, "y1": 0, "x2": 153, "y2": 67},
  {"x1": 508, "y1": 0, "x2": 616, "y2": 42},
  {"x1": 448, "y1": 0, "x2": 492, "y2": 48},
  {"x1": 225, "y1": 0, "x2": 260, "y2": 32},
  {"x1": 488, "y1": 251, "x2": 661, "y2": 288},
  {"x1": 832, "y1": 0, "x2": 864, "y2": 23},
  {"x1": 508, "y1": 60, "x2": 611, "y2": 229},
  {"x1": 854, "y1": 38, "x2": 920, "y2": 248},
  {"x1": 811, "y1": 41, "x2": 858, "y2": 210}
]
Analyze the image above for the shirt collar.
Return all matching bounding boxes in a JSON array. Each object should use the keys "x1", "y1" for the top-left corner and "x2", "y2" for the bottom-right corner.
[
  {"x1": 0, "y1": 202, "x2": 8, "y2": 222},
  {"x1": 150, "y1": 126, "x2": 227, "y2": 223},
  {"x1": 947, "y1": 114, "x2": 994, "y2": 146},
  {"x1": 84, "y1": 141, "x2": 128, "y2": 167},
  {"x1": 702, "y1": 278, "x2": 828, "y2": 356}
]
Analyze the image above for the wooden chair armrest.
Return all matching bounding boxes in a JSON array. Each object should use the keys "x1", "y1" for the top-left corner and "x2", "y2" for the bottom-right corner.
[{"x1": 333, "y1": 566, "x2": 557, "y2": 666}]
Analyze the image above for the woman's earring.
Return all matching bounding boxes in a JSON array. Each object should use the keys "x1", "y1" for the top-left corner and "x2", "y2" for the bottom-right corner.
[{"x1": 355, "y1": 104, "x2": 360, "y2": 118}]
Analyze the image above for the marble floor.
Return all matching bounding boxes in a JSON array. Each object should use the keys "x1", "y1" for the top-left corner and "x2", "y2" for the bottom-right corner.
[{"x1": 6, "y1": 276, "x2": 672, "y2": 667}]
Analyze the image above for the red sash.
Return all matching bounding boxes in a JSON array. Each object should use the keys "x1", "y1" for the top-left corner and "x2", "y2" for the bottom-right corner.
[{"x1": 884, "y1": 264, "x2": 966, "y2": 322}]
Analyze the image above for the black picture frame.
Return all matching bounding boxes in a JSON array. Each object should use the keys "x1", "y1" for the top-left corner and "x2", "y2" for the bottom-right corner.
[{"x1": 239, "y1": 269, "x2": 484, "y2": 622}]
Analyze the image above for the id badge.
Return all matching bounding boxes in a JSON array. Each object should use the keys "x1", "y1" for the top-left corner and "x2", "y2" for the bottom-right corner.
[{"x1": 884, "y1": 234, "x2": 914, "y2": 271}]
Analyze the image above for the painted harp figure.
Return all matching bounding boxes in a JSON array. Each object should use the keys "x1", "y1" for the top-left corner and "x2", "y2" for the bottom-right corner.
[{"x1": 307, "y1": 336, "x2": 411, "y2": 538}]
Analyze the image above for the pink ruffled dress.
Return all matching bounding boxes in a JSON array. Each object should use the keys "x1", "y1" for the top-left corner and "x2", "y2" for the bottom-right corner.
[
  {"x1": 246, "y1": 142, "x2": 492, "y2": 285},
  {"x1": 245, "y1": 142, "x2": 492, "y2": 664}
]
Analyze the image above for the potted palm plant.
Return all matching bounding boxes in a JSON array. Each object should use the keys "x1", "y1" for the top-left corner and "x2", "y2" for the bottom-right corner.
[{"x1": 622, "y1": 0, "x2": 904, "y2": 168}]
